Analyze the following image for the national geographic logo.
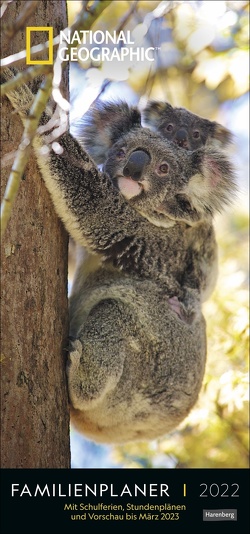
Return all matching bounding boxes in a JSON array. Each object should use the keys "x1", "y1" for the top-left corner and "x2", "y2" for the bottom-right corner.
[
  {"x1": 26, "y1": 27, "x2": 53, "y2": 65},
  {"x1": 26, "y1": 27, "x2": 157, "y2": 65}
]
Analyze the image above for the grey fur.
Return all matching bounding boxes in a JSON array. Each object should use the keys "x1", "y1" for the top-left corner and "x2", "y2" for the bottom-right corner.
[{"x1": 2, "y1": 68, "x2": 236, "y2": 443}]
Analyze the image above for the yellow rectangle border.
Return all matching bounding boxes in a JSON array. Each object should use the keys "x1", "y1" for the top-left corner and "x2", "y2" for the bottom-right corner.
[{"x1": 26, "y1": 27, "x2": 53, "y2": 65}]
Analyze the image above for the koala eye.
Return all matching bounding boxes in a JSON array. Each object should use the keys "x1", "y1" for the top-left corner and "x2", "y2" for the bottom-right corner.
[
  {"x1": 165, "y1": 124, "x2": 174, "y2": 132},
  {"x1": 193, "y1": 130, "x2": 200, "y2": 139},
  {"x1": 116, "y1": 148, "x2": 126, "y2": 159},
  {"x1": 157, "y1": 162, "x2": 169, "y2": 176}
]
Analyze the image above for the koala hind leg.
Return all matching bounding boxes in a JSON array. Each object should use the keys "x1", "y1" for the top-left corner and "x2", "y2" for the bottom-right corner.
[{"x1": 67, "y1": 299, "x2": 126, "y2": 411}]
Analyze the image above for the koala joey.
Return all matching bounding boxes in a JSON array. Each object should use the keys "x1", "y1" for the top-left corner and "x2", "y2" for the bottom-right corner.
[
  {"x1": 2, "y1": 68, "x2": 236, "y2": 443},
  {"x1": 143, "y1": 100, "x2": 233, "y2": 151}
]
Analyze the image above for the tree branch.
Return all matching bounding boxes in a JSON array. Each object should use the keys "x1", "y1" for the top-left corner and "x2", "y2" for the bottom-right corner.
[
  {"x1": 2, "y1": 1, "x2": 39, "y2": 38},
  {"x1": 1, "y1": 64, "x2": 52, "y2": 96},
  {"x1": 1, "y1": 73, "x2": 53, "y2": 237}
]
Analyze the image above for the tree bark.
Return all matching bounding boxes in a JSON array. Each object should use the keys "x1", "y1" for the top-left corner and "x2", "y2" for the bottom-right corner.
[{"x1": 1, "y1": 1, "x2": 70, "y2": 468}]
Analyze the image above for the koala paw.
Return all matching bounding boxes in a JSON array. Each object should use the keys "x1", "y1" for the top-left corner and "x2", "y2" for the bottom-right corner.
[
  {"x1": 168, "y1": 295, "x2": 199, "y2": 325},
  {"x1": 168, "y1": 296, "x2": 182, "y2": 316}
]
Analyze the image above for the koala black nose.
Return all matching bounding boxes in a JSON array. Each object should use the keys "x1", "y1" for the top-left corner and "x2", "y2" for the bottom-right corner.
[
  {"x1": 123, "y1": 150, "x2": 151, "y2": 181},
  {"x1": 175, "y1": 128, "x2": 189, "y2": 148}
]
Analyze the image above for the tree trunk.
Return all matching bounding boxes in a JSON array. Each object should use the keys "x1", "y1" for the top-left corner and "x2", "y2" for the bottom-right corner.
[{"x1": 1, "y1": 1, "x2": 70, "y2": 468}]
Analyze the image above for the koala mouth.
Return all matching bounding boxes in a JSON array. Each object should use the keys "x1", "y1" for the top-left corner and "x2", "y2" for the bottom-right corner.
[{"x1": 116, "y1": 175, "x2": 143, "y2": 200}]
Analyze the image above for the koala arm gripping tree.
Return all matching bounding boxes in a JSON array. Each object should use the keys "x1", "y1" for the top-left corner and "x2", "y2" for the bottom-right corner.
[{"x1": 2, "y1": 68, "x2": 236, "y2": 443}]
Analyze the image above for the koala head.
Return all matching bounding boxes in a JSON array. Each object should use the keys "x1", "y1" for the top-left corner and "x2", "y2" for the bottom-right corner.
[
  {"x1": 143, "y1": 101, "x2": 233, "y2": 151},
  {"x1": 79, "y1": 101, "x2": 236, "y2": 227},
  {"x1": 105, "y1": 130, "x2": 236, "y2": 227}
]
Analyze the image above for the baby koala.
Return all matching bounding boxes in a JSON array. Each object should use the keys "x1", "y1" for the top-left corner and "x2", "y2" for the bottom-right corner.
[{"x1": 143, "y1": 100, "x2": 232, "y2": 151}]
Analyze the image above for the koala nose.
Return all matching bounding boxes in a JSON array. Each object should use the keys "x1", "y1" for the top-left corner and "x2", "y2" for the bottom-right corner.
[
  {"x1": 175, "y1": 128, "x2": 189, "y2": 148},
  {"x1": 123, "y1": 150, "x2": 150, "y2": 181}
]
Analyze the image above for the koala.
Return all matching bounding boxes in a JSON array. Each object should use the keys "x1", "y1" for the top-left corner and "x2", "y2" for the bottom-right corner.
[
  {"x1": 2, "y1": 68, "x2": 236, "y2": 443},
  {"x1": 143, "y1": 100, "x2": 233, "y2": 151}
]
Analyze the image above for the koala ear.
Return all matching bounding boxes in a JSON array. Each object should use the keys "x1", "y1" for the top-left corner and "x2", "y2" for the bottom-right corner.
[
  {"x1": 73, "y1": 100, "x2": 141, "y2": 164},
  {"x1": 186, "y1": 147, "x2": 237, "y2": 216},
  {"x1": 143, "y1": 101, "x2": 173, "y2": 129},
  {"x1": 212, "y1": 122, "x2": 233, "y2": 147}
]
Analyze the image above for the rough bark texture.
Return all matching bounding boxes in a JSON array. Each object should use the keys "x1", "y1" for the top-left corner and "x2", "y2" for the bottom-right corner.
[{"x1": 1, "y1": 1, "x2": 70, "y2": 468}]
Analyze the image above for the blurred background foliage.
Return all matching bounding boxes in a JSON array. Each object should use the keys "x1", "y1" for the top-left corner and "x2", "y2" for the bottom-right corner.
[{"x1": 67, "y1": 1, "x2": 249, "y2": 469}]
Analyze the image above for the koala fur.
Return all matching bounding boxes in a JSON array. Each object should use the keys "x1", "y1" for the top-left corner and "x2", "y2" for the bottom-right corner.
[
  {"x1": 2, "y1": 68, "x2": 236, "y2": 443},
  {"x1": 143, "y1": 100, "x2": 233, "y2": 151}
]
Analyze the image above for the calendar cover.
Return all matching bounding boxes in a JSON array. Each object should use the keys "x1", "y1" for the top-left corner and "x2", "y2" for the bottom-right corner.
[{"x1": 1, "y1": 1, "x2": 249, "y2": 533}]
